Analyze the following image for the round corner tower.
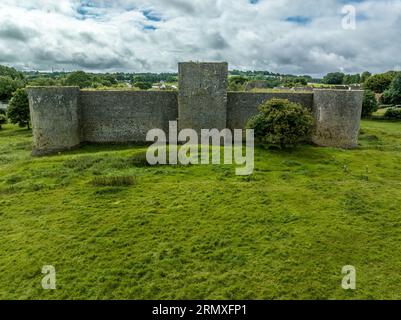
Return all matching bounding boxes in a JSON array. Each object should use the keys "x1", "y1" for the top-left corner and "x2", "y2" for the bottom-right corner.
[
  {"x1": 312, "y1": 89, "x2": 363, "y2": 149},
  {"x1": 27, "y1": 86, "x2": 80, "y2": 155}
]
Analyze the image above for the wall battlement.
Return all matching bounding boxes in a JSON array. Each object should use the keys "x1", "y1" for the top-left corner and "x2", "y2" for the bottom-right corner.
[{"x1": 27, "y1": 62, "x2": 363, "y2": 155}]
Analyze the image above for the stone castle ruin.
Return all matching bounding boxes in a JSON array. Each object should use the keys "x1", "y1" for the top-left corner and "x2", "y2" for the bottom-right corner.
[{"x1": 27, "y1": 62, "x2": 363, "y2": 155}]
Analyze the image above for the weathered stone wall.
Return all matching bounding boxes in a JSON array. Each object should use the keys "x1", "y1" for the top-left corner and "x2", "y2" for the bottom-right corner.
[
  {"x1": 27, "y1": 63, "x2": 364, "y2": 155},
  {"x1": 244, "y1": 80, "x2": 271, "y2": 91},
  {"x1": 312, "y1": 90, "x2": 363, "y2": 149},
  {"x1": 227, "y1": 92, "x2": 314, "y2": 130},
  {"x1": 27, "y1": 87, "x2": 80, "y2": 155},
  {"x1": 79, "y1": 90, "x2": 177, "y2": 143},
  {"x1": 178, "y1": 62, "x2": 228, "y2": 132}
]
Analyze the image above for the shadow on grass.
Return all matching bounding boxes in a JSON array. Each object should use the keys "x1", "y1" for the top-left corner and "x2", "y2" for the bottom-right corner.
[
  {"x1": 0, "y1": 125, "x2": 32, "y2": 138},
  {"x1": 257, "y1": 143, "x2": 334, "y2": 163}
]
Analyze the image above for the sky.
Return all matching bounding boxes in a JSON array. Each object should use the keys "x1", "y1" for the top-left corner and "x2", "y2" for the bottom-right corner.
[{"x1": 0, "y1": 0, "x2": 400, "y2": 76}]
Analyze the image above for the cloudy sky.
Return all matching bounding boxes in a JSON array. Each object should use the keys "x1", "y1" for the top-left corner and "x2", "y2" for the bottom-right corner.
[{"x1": 0, "y1": 0, "x2": 400, "y2": 76}]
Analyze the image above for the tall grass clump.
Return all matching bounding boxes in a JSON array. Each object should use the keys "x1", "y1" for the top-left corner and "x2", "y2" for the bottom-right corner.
[{"x1": 91, "y1": 176, "x2": 137, "y2": 187}]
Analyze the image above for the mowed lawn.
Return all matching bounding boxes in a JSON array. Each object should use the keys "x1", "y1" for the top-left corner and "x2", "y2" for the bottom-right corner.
[{"x1": 0, "y1": 120, "x2": 401, "y2": 300}]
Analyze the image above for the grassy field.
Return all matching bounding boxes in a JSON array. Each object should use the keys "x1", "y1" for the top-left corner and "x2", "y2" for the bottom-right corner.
[{"x1": 0, "y1": 120, "x2": 401, "y2": 300}]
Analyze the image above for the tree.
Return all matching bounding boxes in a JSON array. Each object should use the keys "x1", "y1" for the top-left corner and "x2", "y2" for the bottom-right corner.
[
  {"x1": 364, "y1": 72, "x2": 397, "y2": 93},
  {"x1": 283, "y1": 77, "x2": 308, "y2": 87},
  {"x1": 362, "y1": 90, "x2": 378, "y2": 118},
  {"x1": 0, "y1": 65, "x2": 24, "y2": 80},
  {"x1": 322, "y1": 72, "x2": 345, "y2": 85},
  {"x1": 343, "y1": 74, "x2": 361, "y2": 85},
  {"x1": 380, "y1": 89, "x2": 393, "y2": 105},
  {"x1": 0, "y1": 114, "x2": 6, "y2": 129},
  {"x1": 7, "y1": 89, "x2": 30, "y2": 129},
  {"x1": 361, "y1": 71, "x2": 372, "y2": 83},
  {"x1": 28, "y1": 77, "x2": 58, "y2": 86},
  {"x1": 65, "y1": 71, "x2": 92, "y2": 88},
  {"x1": 228, "y1": 76, "x2": 247, "y2": 91},
  {"x1": 382, "y1": 73, "x2": 401, "y2": 106},
  {"x1": 133, "y1": 82, "x2": 152, "y2": 90},
  {"x1": 0, "y1": 76, "x2": 24, "y2": 100}
]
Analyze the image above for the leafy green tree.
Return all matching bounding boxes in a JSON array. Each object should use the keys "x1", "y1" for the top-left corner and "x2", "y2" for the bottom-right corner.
[
  {"x1": 65, "y1": 71, "x2": 92, "y2": 88},
  {"x1": 228, "y1": 76, "x2": 247, "y2": 91},
  {"x1": 297, "y1": 77, "x2": 308, "y2": 86},
  {"x1": 0, "y1": 65, "x2": 24, "y2": 80},
  {"x1": 382, "y1": 73, "x2": 401, "y2": 106},
  {"x1": 361, "y1": 71, "x2": 372, "y2": 83},
  {"x1": 103, "y1": 74, "x2": 118, "y2": 85},
  {"x1": 283, "y1": 77, "x2": 308, "y2": 87},
  {"x1": 364, "y1": 72, "x2": 397, "y2": 93},
  {"x1": 92, "y1": 74, "x2": 118, "y2": 87},
  {"x1": 343, "y1": 74, "x2": 361, "y2": 85},
  {"x1": 0, "y1": 76, "x2": 24, "y2": 100},
  {"x1": 0, "y1": 114, "x2": 6, "y2": 129},
  {"x1": 322, "y1": 72, "x2": 345, "y2": 85},
  {"x1": 133, "y1": 82, "x2": 152, "y2": 90},
  {"x1": 380, "y1": 90, "x2": 393, "y2": 105},
  {"x1": 28, "y1": 77, "x2": 58, "y2": 86},
  {"x1": 362, "y1": 90, "x2": 378, "y2": 118},
  {"x1": 7, "y1": 89, "x2": 30, "y2": 129},
  {"x1": 246, "y1": 98, "x2": 315, "y2": 148},
  {"x1": 229, "y1": 75, "x2": 247, "y2": 85}
]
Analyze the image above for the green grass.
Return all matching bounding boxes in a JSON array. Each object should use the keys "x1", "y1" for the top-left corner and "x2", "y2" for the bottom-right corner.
[{"x1": 0, "y1": 120, "x2": 401, "y2": 300}]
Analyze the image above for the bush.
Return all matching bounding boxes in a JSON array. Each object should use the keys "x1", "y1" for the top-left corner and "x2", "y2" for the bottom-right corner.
[
  {"x1": 0, "y1": 114, "x2": 6, "y2": 129},
  {"x1": 362, "y1": 90, "x2": 378, "y2": 118},
  {"x1": 384, "y1": 107, "x2": 401, "y2": 120},
  {"x1": 7, "y1": 88, "x2": 30, "y2": 129},
  {"x1": 246, "y1": 98, "x2": 315, "y2": 148}
]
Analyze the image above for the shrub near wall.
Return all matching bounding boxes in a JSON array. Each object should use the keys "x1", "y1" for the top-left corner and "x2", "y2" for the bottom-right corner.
[{"x1": 246, "y1": 98, "x2": 315, "y2": 148}]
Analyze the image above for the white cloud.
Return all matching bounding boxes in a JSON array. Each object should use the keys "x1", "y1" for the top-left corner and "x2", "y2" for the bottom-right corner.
[{"x1": 0, "y1": 0, "x2": 400, "y2": 76}]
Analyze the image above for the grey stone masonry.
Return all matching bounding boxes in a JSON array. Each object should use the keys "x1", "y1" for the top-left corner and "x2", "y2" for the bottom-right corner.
[
  {"x1": 312, "y1": 89, "x2": 363, "y2": 149},
  {"x1": 178, "y1": 62, "x2": 228, "y2": 133},
  {"x1": 27, "y1": 62, "x2": 364, "y2": 155},
  {"x1": 79, "y1": 90, "x2": 178, "y2": 143},
  {"x1": 27, "y1": 87, "x2": 80, "y2": 155},
  {"x1": 227, "y1": 92, "x2": 314, "y2": 130}
]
